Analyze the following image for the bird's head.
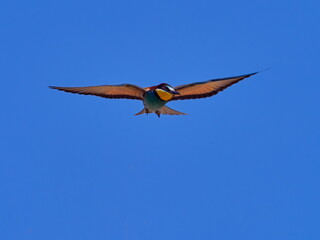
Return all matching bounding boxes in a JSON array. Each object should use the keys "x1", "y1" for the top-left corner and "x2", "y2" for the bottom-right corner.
[{"x1": 154, "y1": 83, "x2": 180, "y2": 101}]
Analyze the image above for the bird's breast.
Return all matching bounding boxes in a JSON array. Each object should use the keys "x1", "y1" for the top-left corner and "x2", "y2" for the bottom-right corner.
[{"x1": 144, "y1": 91, "x2": 167, "y2": 111}]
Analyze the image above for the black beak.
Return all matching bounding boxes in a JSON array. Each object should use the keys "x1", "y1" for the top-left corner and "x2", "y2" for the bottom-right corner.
[{"x1": 170, "y1": 90, "x2": 180, "y2": 95}]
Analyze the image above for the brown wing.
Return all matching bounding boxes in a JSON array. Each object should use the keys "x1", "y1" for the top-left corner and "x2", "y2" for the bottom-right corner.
[
  {"x1": 49, "y1": 84, "x2": 145, "y2": 100},
  {"x1": 171, "y1": 72, "x2": 258, "y2": 100}
]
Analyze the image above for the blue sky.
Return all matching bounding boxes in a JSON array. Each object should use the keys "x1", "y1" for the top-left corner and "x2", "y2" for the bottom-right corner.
[{"x1": 1, "y1": 0, "x2": 319, "y2": 239}]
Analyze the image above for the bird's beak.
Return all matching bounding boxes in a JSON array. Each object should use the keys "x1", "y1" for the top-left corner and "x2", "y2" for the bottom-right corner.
[{"x1": 170, "y1": 90, "x2": 180, "y2": 95}]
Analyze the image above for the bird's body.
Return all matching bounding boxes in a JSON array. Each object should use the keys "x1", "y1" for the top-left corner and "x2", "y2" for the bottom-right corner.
[
  {"x1": 143, "y1": 90, "x2": 167, "y2": 112},
  {"x1": 49, "y1": 72, "x2": 258, "y2": 117}
]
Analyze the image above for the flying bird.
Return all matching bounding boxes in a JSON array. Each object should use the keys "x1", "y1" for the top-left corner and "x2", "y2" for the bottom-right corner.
[{"x1": 49, "y1": 72, "x2": 258, "y2": 117}]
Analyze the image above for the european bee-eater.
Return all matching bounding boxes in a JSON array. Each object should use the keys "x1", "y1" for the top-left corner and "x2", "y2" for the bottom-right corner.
[{"x1": 49, "y1": 72, "x2": 258, "y2": 117}]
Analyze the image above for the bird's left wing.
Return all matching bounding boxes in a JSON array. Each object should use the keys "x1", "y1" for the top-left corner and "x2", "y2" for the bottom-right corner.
[
  {"x1": 171, "y1": 72, "x2": 258, "y2": 101},
  {"x1": 49, "y1": 84, "x2": 145, "y2": 100}
]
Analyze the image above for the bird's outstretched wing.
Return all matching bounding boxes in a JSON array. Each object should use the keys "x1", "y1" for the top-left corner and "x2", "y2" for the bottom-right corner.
[
  {"x1": 49, "y1": 84, "x2": 145, "y2": 100},
  {"x1": 171, "y1": 72, "x2": 258, "y2": 100}
]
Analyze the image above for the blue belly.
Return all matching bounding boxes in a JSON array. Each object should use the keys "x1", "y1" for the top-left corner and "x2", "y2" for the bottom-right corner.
[{"x1": 144, "y1": 91, "x2": 167, "y2": 111}]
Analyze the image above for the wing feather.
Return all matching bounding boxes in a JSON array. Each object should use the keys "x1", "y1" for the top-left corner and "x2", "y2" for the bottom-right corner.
[
  {"x1": 49, "y1": 84, "x2": 145, "y2": 100},
  {"x1": 172, "y1": 72, "x2": 258, "y2": 100}
]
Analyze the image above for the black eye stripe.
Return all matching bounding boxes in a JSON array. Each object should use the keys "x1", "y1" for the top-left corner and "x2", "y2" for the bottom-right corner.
[{"x1": 157, "y1": 84, "x2": 173, "y2": 91}]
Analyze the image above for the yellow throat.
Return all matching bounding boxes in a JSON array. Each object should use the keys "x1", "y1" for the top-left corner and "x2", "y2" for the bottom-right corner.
[{"x1": 155, "y1": 89, "x2": 174, "y2": 101}]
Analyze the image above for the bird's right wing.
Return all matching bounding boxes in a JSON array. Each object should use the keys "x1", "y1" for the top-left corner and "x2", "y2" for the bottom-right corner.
[
  {"x1": 49, "y1": 84, "x2": 146, "y2": 100},
  {"x1": 171, "y1": 72, "x2": 258, "y2": 100}
]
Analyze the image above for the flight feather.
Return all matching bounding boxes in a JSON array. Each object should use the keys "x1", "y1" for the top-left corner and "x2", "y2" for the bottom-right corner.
[
  {"x1": 171, "y1": 72, "x2": 257, "y2": 100},
  {"x1": 49, "y1": 84, "x2": 145, "y2": 100}
]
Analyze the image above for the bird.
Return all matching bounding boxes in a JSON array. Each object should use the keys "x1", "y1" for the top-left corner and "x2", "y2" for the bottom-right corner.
[{"x1": 49, "y1": 71, "x2": 258, "y2": 117}]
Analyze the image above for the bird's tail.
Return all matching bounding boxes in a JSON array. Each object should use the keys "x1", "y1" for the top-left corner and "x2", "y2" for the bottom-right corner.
[
  {"x1": 134, "y1": 108, "x2": 148, "y2": 115},
  {"x1": 134, "y1": 106, "x2": 187, "y2": 116},
  {"x1": 160, "y1": 106, "x2": 187, "y2": 115}
]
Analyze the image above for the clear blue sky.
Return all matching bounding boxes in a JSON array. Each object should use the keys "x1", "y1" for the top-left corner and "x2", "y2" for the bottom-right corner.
[{"x1": 1, "y1": 0, "x2": 319, "y2": 239}]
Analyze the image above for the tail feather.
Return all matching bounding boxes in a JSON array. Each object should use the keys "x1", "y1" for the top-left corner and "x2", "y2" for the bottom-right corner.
[
  {"x1": 134, "y1": 106, "x2": 187, "y2": 116},
  {"x1": 134, "y1": 108, "x2": 147, "y2": 115},
  {"x1": 160, "y1": 106, "x2": 187, "y2": 115}
]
